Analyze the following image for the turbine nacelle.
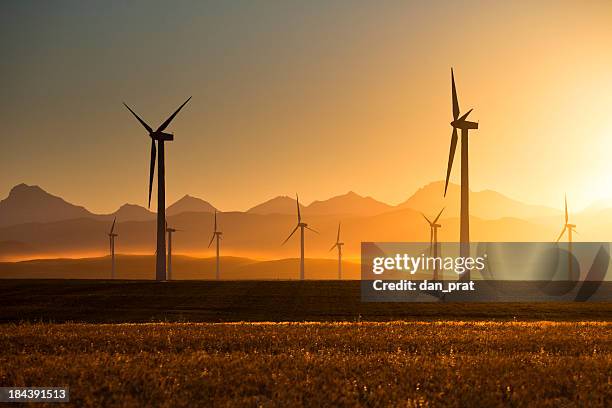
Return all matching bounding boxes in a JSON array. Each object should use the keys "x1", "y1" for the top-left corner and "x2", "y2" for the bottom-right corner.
[
  {"x1": 150, "y1": 131, "x2": 174, "y2": 141},
  {"x1": 298, "y1": 222, "x2": 308, "y2": 228},
  {"x1": 451, "y1": 109, "x2": 478, "y2": 130},
  {"x1": 451, "y1": 119, "x2": 478, "y2": 130}
]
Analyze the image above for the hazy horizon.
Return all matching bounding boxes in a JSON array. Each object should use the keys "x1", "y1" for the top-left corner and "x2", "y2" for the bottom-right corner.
[{"x1": 2, "y1": 1, "x2": 612, "y2": 213}]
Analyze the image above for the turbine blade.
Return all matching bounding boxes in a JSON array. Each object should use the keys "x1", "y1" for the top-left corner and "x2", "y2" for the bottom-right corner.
[
  {"x1": 110, "y1": 217, "x2": 116, "y2": 234},
  {"x1": 296, "y1": 194, "x2": 301, "y2": 223},
  {"x1": 123, "y1": 103, "x2": 153, "y2": 133},
  {"x1": 214, "y1": 211, "x2": 217, "y2": 232},
  {"x1": 208, "y1": 233, "x2": 215, "y2": 248},
  {"x1": 444, "y1": 128, "x2": 458, "y2": 196},
  {"x1": 564, "y1": 195, "x2": 568, "y2": 223},
  {"x1": 305, "y1": 226, "x2": 319, "y2": 234},
  {"x1": 329, "y1": 243, "x2": 337, "y2": 252},
  {"x1": 451, "y1": 68, "x2": 459, "y2": 120},
  {"x1": 156, "y1": 97, "x2": 192, "y2": 132},
  {"x1": 336, "y1": 222, "x2": 341, "y2": 242},
  {"x1": 282, "y1": 225, "x2": 299, "y2": 245},
  {"x1": 421, "y1": 212, "x2": 432, "y2": 225},
  {"x1": 458, "y1": 108, "x2": 473, "y2": 121},
  {"x1": 148, "y1": 140, "x2": 156, "y2": 208},
  {"x1": 556, "y1": 225, "x2": 567, "y2": 243},
  {"x1": 433, "y1": 207, "x2": 445, "y2": 224}
]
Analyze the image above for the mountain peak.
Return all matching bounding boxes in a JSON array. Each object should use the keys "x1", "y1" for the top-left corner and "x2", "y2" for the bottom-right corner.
[
  {"x1": 9, "y1": 183, "x2": 46, "y2": 197},
  {"x1": 167, "y1": 195, "x2": 216, "y2": 216},
  {"x1": 306, "y1": 191, "x2": 391, "y2": 216},
  {"x1": 247, "y1": 196, "x2": 302, "y2": 215},
  {"x1": 0, "y1": 184, "x2": 92, "y2": 227}
]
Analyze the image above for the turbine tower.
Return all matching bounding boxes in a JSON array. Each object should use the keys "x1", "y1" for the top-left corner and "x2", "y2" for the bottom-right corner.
[
  {"x1": 421, "y1": 208, "x2": 444, "y2": 280},
  {"x1": 124, "y1": 97, "x2": 191, "y2": 281},
  {"x1": 108, "y1": 217, "x2": 118, "y2": 279},
  {"x1": 166, "y1": 221, "x2": 181, "y2": 281},
  {"x1": 556, "y1": 195, "x2": 577, "y2": 279},
  {"x1": 444, "y1": 68, "x2": 478, "y2": 281},
  {"x1": 282, "y1": 194, "x2": 317, "y2": 280},
  {"x1": 208, "y1": 211, "x2": 223, "y2": 280},
  {"x1": 329, "y1": 222, "x2": 344, "y2": 280}
]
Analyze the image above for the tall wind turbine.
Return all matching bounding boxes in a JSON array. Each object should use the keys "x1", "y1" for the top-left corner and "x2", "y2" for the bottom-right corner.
[
  {"x1": 421, "y1": 208, "x2": 444, "y2": 280},
  {"x1": 108, "y1": 218, "x2": 118, "y2": 279},
  {"x1": 124, "y1": 97, "x2": 191, "y2": 281},
  {"x1": 282, "y1": 194, "x2": 318, "y2": 280},
  {"x1": 166, "y1": 221, "x2": 181, "y2": 281},
  {"x1": 329, "y1": 222, "x2": 344, "y2": 280},
  {"x1": 444, "y1": 68, "x2": 478, "y2": 280},
  {"x1": 208, "y1": 211, "x2": 223, "y2": 280},
  {"x1": 556, "y1": 195, "x2": 577, "y2": 279}
]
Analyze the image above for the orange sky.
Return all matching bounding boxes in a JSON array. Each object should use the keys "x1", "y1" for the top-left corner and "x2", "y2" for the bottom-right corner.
[{"x1": 1, "y1": 1, "x2": 612, "y2": 213}]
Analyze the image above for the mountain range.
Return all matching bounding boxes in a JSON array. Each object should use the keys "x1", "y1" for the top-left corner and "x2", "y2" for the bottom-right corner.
[{"x1": 2, "y1": 181, "x2": 610, "y2": 262}]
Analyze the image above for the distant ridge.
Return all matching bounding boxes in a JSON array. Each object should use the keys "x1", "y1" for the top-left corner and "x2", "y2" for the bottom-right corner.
[
  {"x1": 397, "y1": 181, "x2": 560, "y2": 220},
  {"x1": 306, "y1": 191, "x2": 392, "y2": 216},
  {"x1": 0, "y1": 184, "x2": 93, "y2": 227},
  {"x1": 167, "y1": 195, "x2": 216, "y2": 216},
  {"x1": 247, "y1": 196, "x2": 304, "y2": 215}
]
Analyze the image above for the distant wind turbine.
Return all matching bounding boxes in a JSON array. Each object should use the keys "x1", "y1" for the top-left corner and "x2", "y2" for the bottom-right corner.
[
  {"x1": 556, "y1": 195, "x2": 577, "y2": 279},
  {"x1": 282, "y1": 194, "x2": 318, "y2": 280},
  {"x1": 124, "y1": 97, "x2": 192, "y2": 281},
  {"x1": 108, "y1": 217, "x2": 118, "y2": 279},
  {"x1": 166, "y1": 221, "x2": 181, "y2": 281},
  {"x1": 444, "y1": 68, "x2": 478, "y2": 280},
  {"x1": 421, "y1": 208, "x2": 444, "y2": 280},
  {"x1": 329, "y1": 222, "x2": 344, "y2": 280},
  {"x1": 208, "y1": 211, "x2": 223, "y2": 280}
]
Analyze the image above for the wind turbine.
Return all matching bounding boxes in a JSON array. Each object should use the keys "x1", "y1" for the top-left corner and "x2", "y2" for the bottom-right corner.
[
  {"x1": 108, "y1": 217, "x2": 118, "y2": 279},
  {"x1": 556, "y1": 195, "x2": 577, "y2": 279},
  {"x1": 329, "y1": 222, "x2": 344, "y2": 280},
  {"x1": 124, "y1": 97, "x2": 191, "y2": 281},
  {"x1": 282, "y1": 194, "x2": 318, "y2": 280},
  {"x1": 421, "y1": 208, "x2": 444, "y2": 280},
  {"x1": 444, "y1": 68, "x2": 478, "y2": 281},
  {"x1": 165, "y1": 221, "x2": 181, "y2": 281},
  {"x1": 208, "y1": 211, "x2": 222, "y2": 280}
]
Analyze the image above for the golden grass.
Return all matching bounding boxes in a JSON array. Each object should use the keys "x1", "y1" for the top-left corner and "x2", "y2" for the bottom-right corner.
[{"x1": 1, "y1": 322, "x2": 610, "y2": 407}]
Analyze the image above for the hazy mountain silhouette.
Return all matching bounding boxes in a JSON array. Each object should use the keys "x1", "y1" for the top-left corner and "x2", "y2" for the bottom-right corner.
[
  {"x1": 247, "y1": 196, "x2": 305, "y2": 215},
  {"x1": 0, "y1": 208, "x2": 559, "y2": 262},
  {"x1": 1, "y1": 181, "x2": 602, "y2": 262},
  {"x1": 398, "y1": 181, "x2": 560, "y2": 220},
  {"x1": 307, "y1": 191, "x2": 392, "y2": 216},
  {"x1": 166, "y1": 195, "x2": 216, "y2": 216},
  {"x1": 0, "y1": 184, "x2": 93, "y2": 227},
  {"x1": 112, "y1": 204, "x2": 155, "y2": 222}
]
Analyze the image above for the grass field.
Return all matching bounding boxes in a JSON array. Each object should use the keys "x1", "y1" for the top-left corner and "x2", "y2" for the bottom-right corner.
[
  {"x1": 1, "y1": 321, "x2": 610, "y2": 407},
  {"x1": 1, "y1": 280, "x2": 612, "y2": 322},
  {"x1": 2, "y1": 280, "x2": 610, "y2": 406}
]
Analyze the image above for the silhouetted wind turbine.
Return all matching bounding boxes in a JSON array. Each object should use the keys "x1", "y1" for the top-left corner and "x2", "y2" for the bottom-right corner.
[
  {"x1": 282, "y1": 194, "x2": 318, "y2": 280},
  {"x1": 421, "y1": 208, "x2": 444, "y2": 280},
  {"x1": 444, "y1": 68, "x2": 478, "y2": 281},
  {"x1": 329, "y1": 222, "x2": 344, "y2": 280},
  {"x1": 208, "y1": 211, "x2": 223, "y2": 280},
  {"x1": 166, "y1": 221, "x2": 181, "y2": 281},
  {"x1": 556, "y1": 195, "x2": 577, "y2": 279},
  {"x1": 108, "y1": 217, "x2": 118, "y2": 279},
  {"x1": 124, "y1": 97, "x2": 191, "y2": 281}
]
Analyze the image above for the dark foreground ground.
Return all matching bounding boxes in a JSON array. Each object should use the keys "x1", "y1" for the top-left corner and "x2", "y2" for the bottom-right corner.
[
  {"x1": 1, "y1": 322, "x2": 610, "y2": 407},
  {"x1": 1, "y1": 280, "x2": 611, "y2": 322}
]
